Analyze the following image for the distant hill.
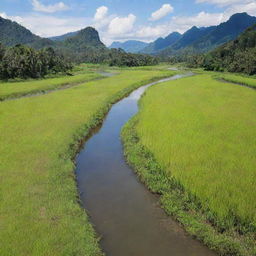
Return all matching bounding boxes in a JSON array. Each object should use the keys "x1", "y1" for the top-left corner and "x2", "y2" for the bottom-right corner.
[
  {"x1": 109, "y1": 40, "x2": 148, "y2": 53},
  {"x1": 140, "y1": 32, "x2": 181, "y2": 54},
  {"x1": 0, "y1": 16, "x2": 40, "y2": 46},
  {"x1": 49, "y1": 31, "x2": 79, "y2": 42},
  {"x1": 203, "y1": 24, "x2": 256, "y2": 75}
]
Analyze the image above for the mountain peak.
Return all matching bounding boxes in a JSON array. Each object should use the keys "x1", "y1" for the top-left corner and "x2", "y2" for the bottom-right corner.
[{"x1": 229, "y1": 12, "x2": 250, "y2": 20}]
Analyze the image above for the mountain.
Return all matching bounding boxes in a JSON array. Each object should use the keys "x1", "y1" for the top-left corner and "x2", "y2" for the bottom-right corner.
[
  {"x1": 62, "y1": 27, "x2": 106, "y2": 51},
  {"x1": 172, "y1": 26, "x2": 215, "y2": 50},
  {"x1": 203, "y1": 24, "x2": 256, "y2": 75},
  {"x1": 49, "y1": 31, "x2": 79, "y2": 42},
  {"x1": 109, "y1": 40, "x2": 148, "y2": 53},
  {"x1": 0, "y1": 16, "x2": 40, "y2": 46},
  {"x1": 192, "y1": 12, "x2": 256, "y2": 51},
  {"x1": 141, "y1": 32, "x2": 181, "y2": 54},
  {"x1": 0, "y1": 16, "x2": 105, "y2": 52},
  {"x1": 159, "y1": 12, "x2": 256, "y2": 56}
]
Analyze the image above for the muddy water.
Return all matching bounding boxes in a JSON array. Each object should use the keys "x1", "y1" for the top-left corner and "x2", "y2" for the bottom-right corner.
[{"x1": 76, "y1": 73, "x2": 216, "y2": 256}]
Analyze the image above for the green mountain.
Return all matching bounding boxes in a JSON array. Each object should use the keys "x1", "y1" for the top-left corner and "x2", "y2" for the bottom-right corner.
[
  {"x1": 203, "y1": 24, "x2": 256, "y2": 75},
  {"x1": 109, "y1": 40, "x2": 148, "y2": 53},
  {"x1": 172, "y1": 27, "x2": 214, "y2": 51},
  {"x1": 0, "y1": 16, "x2": 40, "y2": 46},
  {"x1": 0, "y1": 16, "x2": 107, "y2": 61},
  {"x1": 193, "y1": 12, "x2": 256, "y2": 51},
  {"x1": 140, "y1": 32, "x2": 181, "y2": 54},
  {"x1": 159, "y1": 12, "x2": 256, "y2": 56},
  {"x1": 62, "y1": 27, "x2": 106, "y2": 51},
  {"x1": 49, "y1": 31, "x2": 79, "y2": 42}
]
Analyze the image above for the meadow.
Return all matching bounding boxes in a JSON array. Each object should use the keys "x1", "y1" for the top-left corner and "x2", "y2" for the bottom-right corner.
[
  {"x1": 0, "y1": 72, "x2": 101, "y2": 101},
  {"x1": 0, "y1": 67, "x2": 174, "y2": 256},
  {"x1": 122, "y1": 74, "x2": 256, "y2": 255}
]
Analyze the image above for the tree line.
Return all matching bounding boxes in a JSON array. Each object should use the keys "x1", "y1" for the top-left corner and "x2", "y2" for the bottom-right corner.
[
  {"x1": 0, "y1": 44, "x2": 72, "y2": 79},
  {"x1": 0, "y1": 44, "x2": 159, "y2": 80},
  {"x1": 183, "y1": 25, "x2": 256, "y2": 75}
]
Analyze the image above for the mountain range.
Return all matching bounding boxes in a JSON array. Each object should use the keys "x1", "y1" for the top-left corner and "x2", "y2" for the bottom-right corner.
[{"x1": 109, "y1": 13, "x2": 256, "y2": 56}]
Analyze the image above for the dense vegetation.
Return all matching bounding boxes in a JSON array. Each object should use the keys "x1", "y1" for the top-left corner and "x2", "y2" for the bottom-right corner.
[
  {"x1": 0, "y1": 67, "x2": 172, "y2": 256},
  {"x1": 202, "y1": 24, "x2": 256, "y2": 75},
  {"x1": 122, "y1": 74, "x2": 256, "y2": 255},
  {"x1": 0, "y1": 44, "x2": 72, "y2": 79}
]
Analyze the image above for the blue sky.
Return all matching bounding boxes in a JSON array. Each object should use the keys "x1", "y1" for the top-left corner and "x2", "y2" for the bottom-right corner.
[{"x1": 0, "y1": 0, "x2": 256, "y2": 45}]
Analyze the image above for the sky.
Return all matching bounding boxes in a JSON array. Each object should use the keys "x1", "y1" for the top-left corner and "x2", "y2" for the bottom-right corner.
[{"x1": 0, "y1": 0, "x2": 256, "y2": 45}]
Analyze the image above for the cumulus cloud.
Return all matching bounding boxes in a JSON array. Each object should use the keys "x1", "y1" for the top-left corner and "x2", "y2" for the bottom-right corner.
[
  {"x1": 150, "y1": 4, "x2": 174, "y2": 21},
  {"x1": 32, "y1": 0, "x2": 69, "y2": 13},
  {"x1": 93, "y1": 6, "x2": 114, "y2": 29},
  {"x1": 135, "y1": 24, "x2": 170, "y2": 39},
  {"x1": 108, "y1": 14, "x2": 136, "y2": 35},
  {"x1": 94, "y1": 6, "x2": 108, "y2": 21}
]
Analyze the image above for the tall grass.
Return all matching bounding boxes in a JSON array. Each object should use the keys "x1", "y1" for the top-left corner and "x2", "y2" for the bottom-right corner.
[
  {"x1": 0, "y1": 72, "x2": 101, "y2": 100},
  {"x1": 215, "y1": 73, "x2": 256, "y2": 89},
  {"x1": 129, "y1": 74, "x2": 256, "y2": 252},
  {"x1": 0, "y1": 68, "x2": 174, "y2": 256}
]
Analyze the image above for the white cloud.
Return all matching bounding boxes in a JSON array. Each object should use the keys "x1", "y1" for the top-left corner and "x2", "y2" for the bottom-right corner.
[
  {"x1": 225, "y1": 2, "x2": 256, "y2": 16},
  {"x1": 1, "y1": 12, "x2": 89, "y2": 37},
  {"x1": 150, "y1": 4, "x2": 174, "y2": 21},
  {"x1": 135, "y1": 24, "x2": 170, "y2": 39},
  {"x1": 32, "y1": 0, "x2": 69, "y2": 13},
  {"x1": 94, "y1": 6, "x2": 108, "y2": 21},
  {"x1": 172, "y1": 11, "x2": 224, "y2": 30},
  {"x1": 93, "y1": 6, "x2": 114, "y2": 30},
  {"x1": 0, "y1": 12, "x2": 8, "y2": 19},
  {"x1": 108, "y1": 14, "x2": 136, "y2": 35}
]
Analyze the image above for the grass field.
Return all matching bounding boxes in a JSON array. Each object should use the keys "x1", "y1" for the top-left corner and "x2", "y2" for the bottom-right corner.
[
  {"x1": 215, "y1": 73, "x2": 256, "y2": 89},
  {"x1": 122, "y1": 74, "x2": 256, "y2": 255},
  {"x1": 0, "y1": 68, "x2": 174, "y2": 256},
  {"x1": 0, "y1": 72, "x2": 101, "y2": 101}
]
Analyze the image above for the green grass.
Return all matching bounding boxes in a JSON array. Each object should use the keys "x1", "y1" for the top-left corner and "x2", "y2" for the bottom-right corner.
[
  {"x1": 0, "y1": 72, "x2": 102, "y2": 101},
  {"x1": 122, "y1": 74, "x2": 256, "y2": 255},
  {"x1": 0, "y1": 68, "x2": 174, "y2": 256},
  {"x1": 215, "y1": 73, "x2": 256, "y2": 89}
]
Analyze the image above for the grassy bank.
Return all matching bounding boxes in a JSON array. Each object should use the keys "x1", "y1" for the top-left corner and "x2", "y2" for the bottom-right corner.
[
  {"x1": 0, "y1": 72, "x2": 102, "y2": 101},
  {"x1": 122, "y1": 74, "x2": 256, "y2": 255},
  {"x1": 214, "y1": 73, "x2": 256, "y2": 89},
  {"x1": 0, "y1": 68, "x2": 174, "y2": 256}
]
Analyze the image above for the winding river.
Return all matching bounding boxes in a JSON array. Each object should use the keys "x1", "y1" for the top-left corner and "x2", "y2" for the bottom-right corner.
[{"x1": 75, "y1": 73, "x2": 216, "y2": 256}]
